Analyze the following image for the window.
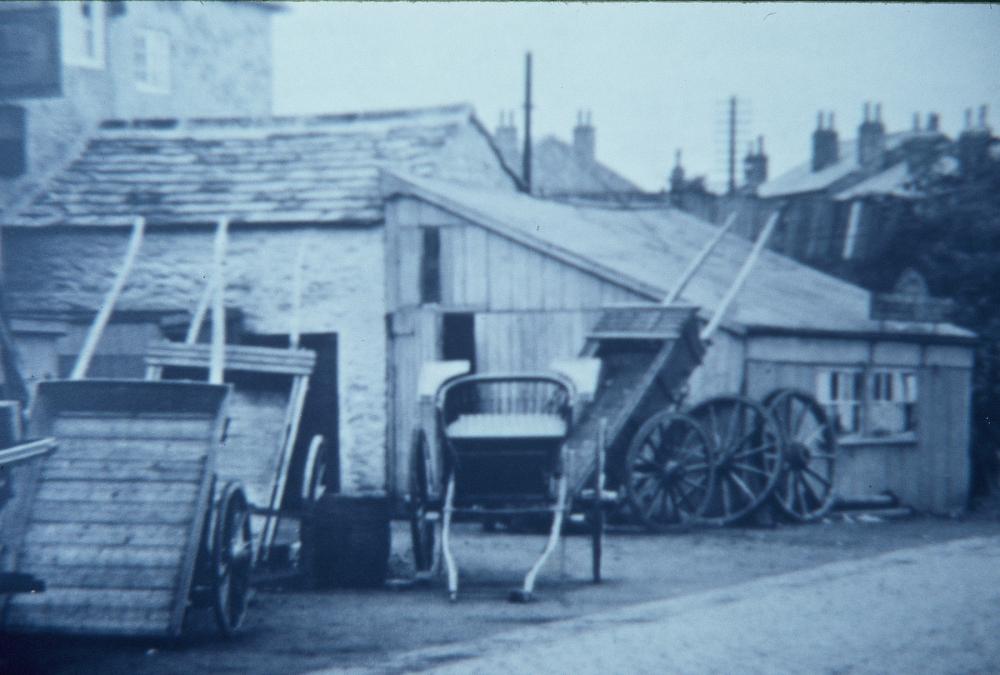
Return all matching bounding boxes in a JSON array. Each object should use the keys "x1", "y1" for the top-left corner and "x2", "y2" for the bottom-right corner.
[
  {"x1": 61, "y1": 1, "x2": 105, "y2": 69},
  {"x1": 420, "y1": 227, "x2": 441, "y2": 304},
  {"x1": 816, "y1": 368, "x2": 918, "y2": 439},
  {"x1": 816, "y1": 369, "x2": 864, "y2": 435},
  {"x1": 134, "y1": 29, "x2": 171, "y2": 94},
  {"x1": 0, "y1": 106, "x2": 26, "y2": 178}
]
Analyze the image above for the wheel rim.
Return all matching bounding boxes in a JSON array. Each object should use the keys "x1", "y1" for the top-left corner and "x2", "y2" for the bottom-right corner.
[
  {"x1": 766, "y1": 389, "x2": 837, "y2": 521},
  {"x1": 408, "y1": 430, "x2": 435, "y2": 572},
  {"x1": 624, "y1": 411, "x2": 715, "y2": 530},
  {"x1": 213, "y1": 484, "x2": 252, "y2": 636},
  {"x1": 302, "y1": 436, "x2": 328, "y2": 505},
  {"x1": 687, "y1": 396, "x2": 783, "y2": 526}
]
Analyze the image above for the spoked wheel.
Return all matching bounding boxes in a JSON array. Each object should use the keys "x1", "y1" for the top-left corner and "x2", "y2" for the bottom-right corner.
[
  {"x1": 212, "y1": 481, "x2": 253, "y2": 637},
  {"x1": 687, "y1": 396, "x2": 783, "y2": 526},
  {"x1": 408, "y1": 429, "x2": 436, "y2": 574},
  {"x1": 624, "y1": 411, "x2": 715, "y2": 531},
  {"x1": 765, "y1": 389, "x2": 838, "y2": 522}
]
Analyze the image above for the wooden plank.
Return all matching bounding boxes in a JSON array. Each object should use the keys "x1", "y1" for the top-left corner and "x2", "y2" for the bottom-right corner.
[
  {"x1": 34, "y1": 480, "x2": 199, "y2": 504},
  {"x1": 42, "y1": 439, "x2": 209, "y2": 461},
  {"x1": 28, "y1": 500, "x2": 199, "y2": 525},
  {"x1": 20, "y1": 544, "x2": 184, "y2": 568},
  {"x1": 18, "y1": 565, "x2": 179, "y2": 591},
  {"x1": 42, "y1": 458, "x2": 204, "y2": 482},
  {"x1": 146, "y1": 343, "x2": 315, "y2": 375},
  {"x1": 11, "y1": 588, "x2": 173, "y2": 611},
  {"x1": 4, "y1": 604, "x2": 171, "y2": 635},
  {"x1": 170, "y1": 438, "x2": 216, "y2": 636},
  {"x1": 24, "y1": 523, "x2": 189, "y2": 548},
  {"x1": 53, "y1": 416, "x2": 215, "y2": 441},
  {"x1": 463, "y1": 226, "x2": 489, "y2": 306}
]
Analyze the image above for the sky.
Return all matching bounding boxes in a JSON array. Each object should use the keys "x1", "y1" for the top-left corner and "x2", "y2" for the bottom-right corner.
[{"x1": 273, "y1": 2, "x2": 1000, "y2": 192}]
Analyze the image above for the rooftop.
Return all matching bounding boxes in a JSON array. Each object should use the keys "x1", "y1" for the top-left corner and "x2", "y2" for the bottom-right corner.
[
  {"x1": 385, "y1": 171, "x2": 972, "y2": 339},
  {"x1": 4, "y1": 104, "x2": 517, "y2": 227}
]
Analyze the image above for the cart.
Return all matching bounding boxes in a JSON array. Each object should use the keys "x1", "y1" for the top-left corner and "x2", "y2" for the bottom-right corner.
[
  {"x1": 0, "y1": 379, "x2": 244, "y2": 637},
  {"x1": 1, "y1": 433, "x2": 57, "y2": 596},
  {"x1": 144, "y1": 341, "x2": 330, "y2": 582},
  {"x1": 409, "y1": 366, "x2": 605, "y2": 602}
]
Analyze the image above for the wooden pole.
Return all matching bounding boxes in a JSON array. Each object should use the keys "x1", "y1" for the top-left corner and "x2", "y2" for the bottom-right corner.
[
  {"x1": 663, "y1": 210, "x2": 739, "y2": 306},
  {"x1": 289, "y1": 239, "x2": 306, "y2": 349},
  {"x1": 208, "y1": 217, "x2": 229, "y2": 385},
  {"x1": 70, "y1": 216, "x2": 146, "y2": 380},
  {"x1": 700, "y1": 210, "x2": 780, "y2": 342}
]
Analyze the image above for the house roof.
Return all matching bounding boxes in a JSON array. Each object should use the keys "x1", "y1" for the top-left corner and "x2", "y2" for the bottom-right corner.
[
  {"x1": 833, "y1": 162, "x2": 919, "y2": 201},
  {"x1": 496, "y1": 134, "x2": 643, "y2": 197},
  {"x1": 758, "y1": 130, "x2": 939, "y2": 199},
  {"x1": 4, "y1": 104, "x2": 517, "y2": 227},
  {"x1": 383, "y1": 171, "x2": 972, "y2": 339}
]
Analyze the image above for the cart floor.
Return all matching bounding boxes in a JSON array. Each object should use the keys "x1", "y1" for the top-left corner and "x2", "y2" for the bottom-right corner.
[{"x1": 4, "y1": 404, "x2": 217, "y2": 637}]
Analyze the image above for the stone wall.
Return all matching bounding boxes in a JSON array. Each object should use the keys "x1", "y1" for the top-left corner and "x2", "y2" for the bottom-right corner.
[{"x1": 3, "y1": 224, "x2": 387, "y2": 495}]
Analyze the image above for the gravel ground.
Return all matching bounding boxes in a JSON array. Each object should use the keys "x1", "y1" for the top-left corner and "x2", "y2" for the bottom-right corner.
[{"x1": 3, "y1": 511, "x2": 1000, "y2": 674}]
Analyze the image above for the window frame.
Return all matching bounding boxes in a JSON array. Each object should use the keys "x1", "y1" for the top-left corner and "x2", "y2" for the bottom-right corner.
[
  {"x1": 816, "y1": 366, "x2": 918, "y2": 443},
  {"x1": 61, "y1": 1, "x2": 106, "y2": 70},
  {"x1": 133, "y1": 28, "x2": 172, "y2": 95}
]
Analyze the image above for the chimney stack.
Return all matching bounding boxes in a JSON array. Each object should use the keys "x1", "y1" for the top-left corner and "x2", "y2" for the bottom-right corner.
[
  {"x1": 959, "y1": 103, "x2": 992, "y2": 177},
  {"x1": 669, "y1": 148, "x2": 686, "y2": 204},
  {"x1": 927, "y1": 112, "x2": 940, "y2": 132},
  {"x1": 857, "y1": 100, "x2": 886, "y2": 169},
  {"x1": 493, "y1": 110, "x2": 520, "y2": 170},
  {"x1": 812, "y1": 110, "x2": 839, "y2": 172},
  {"x1": 743, "y1": 134, "x2": 768, "y2": 191},
  {"x1": 573, "y1": 109, "x2": 596, "y2": 166}
]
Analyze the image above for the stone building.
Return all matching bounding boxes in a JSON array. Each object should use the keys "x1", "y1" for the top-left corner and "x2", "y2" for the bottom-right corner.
[{"x1": 0, "y1": 0, "x2": 277, "y2": 213}]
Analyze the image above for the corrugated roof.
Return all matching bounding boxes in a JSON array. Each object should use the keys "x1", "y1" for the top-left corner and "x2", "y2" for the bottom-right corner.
[
  {"x1": 5, "y1": 104, "x2": 517, "y2": 227},
  {"x1": 758, "y1": 131, "x2": 933, "y2": 199},
  {"x1": 385, "y1": 172, "x2": 971, "y2": 338}
]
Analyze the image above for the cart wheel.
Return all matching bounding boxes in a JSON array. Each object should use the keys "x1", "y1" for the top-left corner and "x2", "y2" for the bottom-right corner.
[
  {"x1": 624, "y1": 411, "x2": 715, "y2": 530},
  {"x1": 687, "y1": 396, "x2": 783, "y2": 526},
  {"x1": 409, "y1": 429, "x2": 436, "y2": 574},
  {"x1": 301, "y1": 435, "x2": 328, "y2": 505},
  {"x1": 212, "y1": 481, "x2": 253, "y2": 637},
  {"x1": 765, "y1": 389, "x2": 837, "y2": 522}
]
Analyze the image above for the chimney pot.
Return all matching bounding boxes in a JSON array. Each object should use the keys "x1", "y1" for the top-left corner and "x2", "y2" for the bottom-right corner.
[
  {"x1": 965, "y1": 108, "x2": 972, "y2": 129},
  {"x1": 928, "y1": 113, "x2": 939, "y2": 132},
  {"x1": 828, "y1": 111, "x2": 835, "y2": 130},
  {"x1": 817, "y1": 111, "x2": 823, "y2": 130},
  {"x1": 875, "y1": 103, "x2": 882, "y2": 123},
  {"x1": 864, "y1": 102, "x2": 871, "y2": 122},
  {"x1": 979, "y1": 104, "x2": 989, "y2": 128},
  {"x1": 913, "y1": 113, "x2": 921, "y2": 131}
]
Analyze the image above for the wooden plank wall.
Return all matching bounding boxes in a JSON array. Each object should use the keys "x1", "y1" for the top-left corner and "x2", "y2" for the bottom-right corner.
[{"x1": 744, "y1": 337, "x2": 974, "y2": 513}]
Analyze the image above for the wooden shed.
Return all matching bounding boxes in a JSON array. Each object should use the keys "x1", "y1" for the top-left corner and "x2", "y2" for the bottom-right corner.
[{"x1": 381, "y1": 172, "x2": 976, "y2": 514}]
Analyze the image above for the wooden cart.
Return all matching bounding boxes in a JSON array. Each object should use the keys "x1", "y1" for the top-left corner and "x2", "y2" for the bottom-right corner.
[
  {"x1": 410, "y1": 367, "x2": 604, "y2": 602},
  {"x1": 144, "y1": 341, "x2": 329, "y2": 582},
  {"x1": 0, "y1": 379, "x2": 246, "y2": 637},
  {"x1": 1, "y1": 434, "x2": 57, "y2": 596}
]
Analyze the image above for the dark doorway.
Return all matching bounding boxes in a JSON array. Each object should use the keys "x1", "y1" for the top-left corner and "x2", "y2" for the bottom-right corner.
[
  {"x1": 442, "y1": 313, "x2": 476, "y2": 370},
  {"x1": 242, "y1": 333, "x2": 340, "y2": 502}
]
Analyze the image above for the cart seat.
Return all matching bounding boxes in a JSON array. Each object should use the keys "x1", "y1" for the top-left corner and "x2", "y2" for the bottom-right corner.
[{"x1": 446, "y1": 414, "x2": 567, "y2": 440}]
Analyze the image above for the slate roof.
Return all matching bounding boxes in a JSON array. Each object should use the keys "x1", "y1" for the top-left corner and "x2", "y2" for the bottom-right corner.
[
  {"x1": 495, "y1": 134, "x2": 643, "y2": 197},
  {"x1": 758, "y1": 130, "x2": 938, "y2": 199},
  {"x1": 833, "y1": 162, "x2": 919, "y2": 201},
  {"x1": 384, "y1": 171, "x2": 972, "y2": 339},
  {"x1": 4, "y1": 104, "x2": 517, "y2": 227}
]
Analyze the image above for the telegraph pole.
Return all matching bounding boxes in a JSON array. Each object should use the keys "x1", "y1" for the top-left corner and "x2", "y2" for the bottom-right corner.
[
  {"x1": 728, "y1": 95, "x2": 737, "y2": 194},
  {"x1": 522, "y1": 51, "x2": 533, "y2": 194}
]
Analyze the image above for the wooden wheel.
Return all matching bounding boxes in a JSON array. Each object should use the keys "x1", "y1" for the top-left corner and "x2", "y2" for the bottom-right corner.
[
  {"x1": 688, "y1": 396, "x2": 783, "y2": 526},
  {"x1": 624, "y1": 411, "x2": 715, "y2": 531},
  {"x1": 301, "y1": 435, "x2": 328, "y2": 505},
  {"x1": 212, "y1": 481, "x2": 253, "y2": 637},
  {"x1": 591, "y1": 419, "x2": 606, "y2": 583},
  {"x1": 765, "y1": 389, "x2": 838, "y2": 522},
  {"x1": 408, "y1": 429, "x2": 436, "y2": 573}
]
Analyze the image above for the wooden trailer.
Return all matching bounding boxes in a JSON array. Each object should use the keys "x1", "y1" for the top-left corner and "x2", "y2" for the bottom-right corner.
[{"x1": 0, "y1": 379, "x2": 239, "y2": 636}]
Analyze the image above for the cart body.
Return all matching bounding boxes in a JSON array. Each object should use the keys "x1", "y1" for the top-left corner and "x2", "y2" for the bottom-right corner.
[{"x1": 0, "y1": 380, "x2": 228, "y2": 637}]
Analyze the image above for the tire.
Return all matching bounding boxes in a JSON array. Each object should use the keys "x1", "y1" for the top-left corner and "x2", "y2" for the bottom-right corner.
[{"x1": 307, "y1": 494, "x2": 390, "y2": 588}]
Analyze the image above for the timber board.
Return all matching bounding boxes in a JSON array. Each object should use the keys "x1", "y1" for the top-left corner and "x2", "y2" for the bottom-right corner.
[
  {"x1": 24, "y1": 523, "x2": 190, "y2": 548},
  {"x1": 28, "y1": 500, "x2": 198, "y2": 525},
  {"x1": 18, "y1": 565, "x2": 179, "y2": 590}
]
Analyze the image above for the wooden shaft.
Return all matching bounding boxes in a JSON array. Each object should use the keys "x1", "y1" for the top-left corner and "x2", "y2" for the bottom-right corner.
[
  {"x1": 209, "y1": 217, "x2": 229, "y2": 385},
  {"x1": 289, "y1": 239, "x2": 306, "y2": 349},
  {"x1": 663, "y1": 210, "x2": 739, "y2": 306},
  {"x1": 700, "y1": 210, "x2": 780, "y2": 341},
  {"x1": 70, "y1": 217, "x2": 146, "y2": 380},
  {"x1": 185, "y1": 277, "x2": 214, "y2": 345}
]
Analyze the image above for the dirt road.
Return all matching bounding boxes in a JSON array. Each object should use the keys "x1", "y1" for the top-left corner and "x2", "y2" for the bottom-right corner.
[{"x1": 2, "y1": 514, "x2": 999, "y2": 674}]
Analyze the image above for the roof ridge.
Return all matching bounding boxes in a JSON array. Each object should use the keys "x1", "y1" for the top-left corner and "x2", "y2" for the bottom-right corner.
[{"x1": 97, "y1": 103, "x2": 475, "y2": 134}]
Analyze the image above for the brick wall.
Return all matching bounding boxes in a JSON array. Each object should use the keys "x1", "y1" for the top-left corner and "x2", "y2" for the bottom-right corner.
[{"x1": 3, "y1": 224, "x2": 387, "y2": 495}]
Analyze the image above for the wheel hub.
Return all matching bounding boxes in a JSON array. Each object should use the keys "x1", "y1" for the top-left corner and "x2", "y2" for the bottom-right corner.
[
  {"x1": 660, "y1": 459, "x2": 684, "y2": 481},
  {"x1": 788, "y1": 442, "x2": 811, "y2": 469}
]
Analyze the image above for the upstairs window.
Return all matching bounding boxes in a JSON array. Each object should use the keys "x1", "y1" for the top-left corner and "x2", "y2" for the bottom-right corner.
[
  {"x1": 61, "y1": 1, "x2": 105, "y2": 69},
  {"x1": 134, "y1": 29, "x2": 171, "y2": 94}
]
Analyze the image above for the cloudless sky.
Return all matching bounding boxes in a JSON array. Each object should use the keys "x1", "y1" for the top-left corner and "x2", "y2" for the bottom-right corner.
[{"x1": 273, "y1": 2, "x2": 1000, "y2": 191}]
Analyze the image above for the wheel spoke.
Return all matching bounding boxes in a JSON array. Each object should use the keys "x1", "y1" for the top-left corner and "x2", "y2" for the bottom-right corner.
[
  {"x1": 728, "y1": 471, "x2": 757, "y2": 502},
  {"x1": 803, "y1": 465, "x2": 832, "y2": 487}
]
